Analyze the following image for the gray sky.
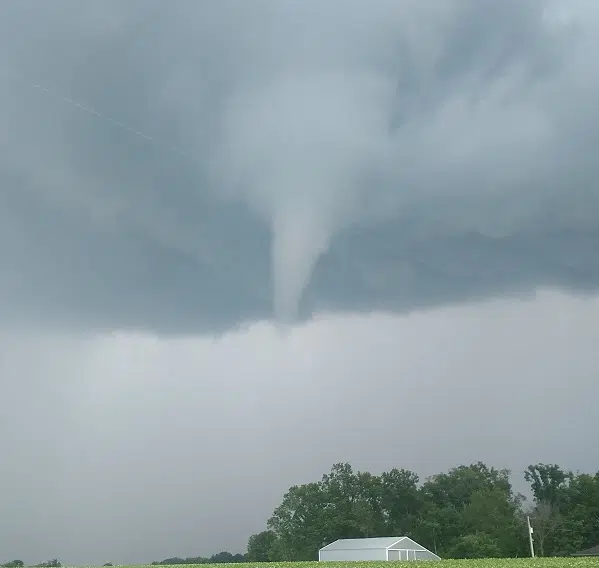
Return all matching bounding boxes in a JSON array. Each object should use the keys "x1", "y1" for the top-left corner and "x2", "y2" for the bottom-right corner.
[{"x1": 0, "y1": 0, "x2": 598, "y2": 564}]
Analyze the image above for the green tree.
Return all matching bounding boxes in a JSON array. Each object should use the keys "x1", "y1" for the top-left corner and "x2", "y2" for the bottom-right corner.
[
  {"x1": 462, "y1": 487, "x2": 527, "y2": 556},
  {"x1": 319, "y1": 463, "x2": 385, "y2": 540},
  {"x1": 266, "y1": 537, "x2": 295, "y2": 562},
  {"x1": 449, "y1": 533, "x2": 502, "y2": 558},
  {"x1": 524, "y1": 464, "x2": 572, "y2": 556},
  {"x1": 422, "y1": 462, "x2": 513, "y2": 510},
  {"x1": 379, "y1": 468, "x2": 423, "y2": 536},
  {"x1": 151, "y1": 552, "x2": 245, "y2": 565},
  {"x1": 417, "y1": 462, "x2": 517, "y2": 556},
  {"x1": 525, "y1": 464, "x2": 571, "y2": 506},
  {"x1": 567, "y1": 472, "x2": 599, "y2": 549},
  {"x1": 209, "y1": 551, "x2": 245, "y2": 563},
  {"x1": 247, "y1": 531, "x2": 278, "y2": 562},
  {"x1": 267, "y1": 463, "x2": 398, "y2": 560},
  {"x1": 551, "y1": 471, "x2": 599, "y2": 554},
  {"x1": 267, "y1": 480, "x2": 326, "y2": 560},
  {"x1": 3, "y1": 561, "x2": 25, "y2": 568}
]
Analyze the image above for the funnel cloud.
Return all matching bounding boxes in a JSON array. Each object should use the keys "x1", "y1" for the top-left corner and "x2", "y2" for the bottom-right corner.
[{"x1": 216, "y1": 71, "x2": 395, "y2": 319}]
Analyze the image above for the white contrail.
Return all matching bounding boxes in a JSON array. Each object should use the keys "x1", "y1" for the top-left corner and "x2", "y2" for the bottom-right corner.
[{"x1": 1, "y1": 67, "x2": 192, "y2": 159}]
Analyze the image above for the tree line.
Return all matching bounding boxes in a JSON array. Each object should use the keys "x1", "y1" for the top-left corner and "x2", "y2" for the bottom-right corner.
[
  {"x1": 151, "y1": 552, "x2": 246, "y2": 564},
  {"x1": 2, "y1": 554, "x2": 248, "y2": 568},
  {"x1": 4, "y1": 462, "x2": 596, "y2": 565},
  {"x1": 1, "y1": 561, "x2": 61, "y2": 568},
  {"x1": 246, "y1": 462, "x2": 599, "y2": 561}
]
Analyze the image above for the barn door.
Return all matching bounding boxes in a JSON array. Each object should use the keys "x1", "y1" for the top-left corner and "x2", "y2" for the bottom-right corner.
[{"x1": 388, "y1": 550, "x2": 400, "y2": 561}]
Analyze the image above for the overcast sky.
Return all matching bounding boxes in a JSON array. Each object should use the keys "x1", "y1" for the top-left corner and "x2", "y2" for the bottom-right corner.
[{"x1": 1, "y1": 0, "x2": 598, "y2": 564}]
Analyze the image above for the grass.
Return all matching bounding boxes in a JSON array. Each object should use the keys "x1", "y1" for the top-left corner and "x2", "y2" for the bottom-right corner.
[{"x1": 92, "y1": 559, "x2": 599, "y2": 568}]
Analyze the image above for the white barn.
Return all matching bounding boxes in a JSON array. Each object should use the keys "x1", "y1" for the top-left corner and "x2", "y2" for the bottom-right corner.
[{"x1": 318, "y1": 537, "x2": 441, "y2": 562}]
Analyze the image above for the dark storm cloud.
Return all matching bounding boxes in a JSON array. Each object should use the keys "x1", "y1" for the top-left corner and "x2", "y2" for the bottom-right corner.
[{"x1": 1, "y1": 0, "x2": 599, "y2": 332}]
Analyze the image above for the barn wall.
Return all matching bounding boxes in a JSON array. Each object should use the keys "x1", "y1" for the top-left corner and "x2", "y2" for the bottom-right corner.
[
  {"x1": 387, "y1": 548, "x2": 440, "y2": 561},
  {"x1": 414, "y1": 549, "x2": 440, "y2": 560},
  {"x1": 396, "y1": 538, "x2": 427, "y2": 551},
  {"x1": 319, "y1": 548, "x2": 388, "y2": 561}
]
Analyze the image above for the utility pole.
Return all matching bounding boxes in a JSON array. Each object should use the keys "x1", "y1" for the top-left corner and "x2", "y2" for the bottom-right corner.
[{"x1": 527, "y1": 515, "x2": 535, "y2": 558}]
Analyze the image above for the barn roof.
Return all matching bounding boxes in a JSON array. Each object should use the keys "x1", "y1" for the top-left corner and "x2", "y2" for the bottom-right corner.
[
  {"x1": 320, "y1": 537, "x2": 406, "y2": 551},
  {"x1": 572, "y1": 544, "x2": 599, "y2": 556}
]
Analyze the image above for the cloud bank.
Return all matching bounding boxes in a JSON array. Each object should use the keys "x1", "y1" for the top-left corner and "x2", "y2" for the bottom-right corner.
[{"x1": 1, "y1": 0, "x2": 599, "y2": 331}]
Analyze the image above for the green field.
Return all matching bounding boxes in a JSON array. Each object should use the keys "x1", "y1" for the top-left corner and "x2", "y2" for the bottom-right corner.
[{"x1": 105, "y1": 560, "x2": 599, "y2": 568}]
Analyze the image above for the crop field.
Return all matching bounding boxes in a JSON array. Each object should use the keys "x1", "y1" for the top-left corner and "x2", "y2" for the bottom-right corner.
[{"x1": 106, "y1": 559, "x2": 599, "y2": 568}]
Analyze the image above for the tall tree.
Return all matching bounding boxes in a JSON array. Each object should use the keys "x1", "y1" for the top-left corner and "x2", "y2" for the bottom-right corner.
[
  {"x1": 524, "y1": 463, "x2": 572, "y2": 556},
  {"x1": 449, "y1": 532, "x2": 502, "y2": 559},
  {"x1": 267, "y1": 480, "x2": 326, "y2": 560},
  {"x1": 319, "y1": 463, "x2": 386, "y2": 540},
  {"x1": 566, "y1": 472, "x2": 599, "y2": 549},
  {"x1": 552, "y1": 471, "x2": 599, "y2": 554},
  {"x1": 417, "y1": 462, "x2": 517, "y2": 556},
  {"x1": 422, "y1": 462, "x2": 513, "y2": 510},
  {"x1": 379, "y1": 468, "x2": 423, "y2": 536},
  {"x1": 524, "y1": 464, "x2": 571, "y2": 506},
  {"x1": 267, "y1": 463, "x2": 397, "y2": 559},
  {"x1": 247, "y1": 530, "x2": 278, "y2": 562},
  {"x1": 461, "y1": 487, "x2": 526, "y2": 557}
]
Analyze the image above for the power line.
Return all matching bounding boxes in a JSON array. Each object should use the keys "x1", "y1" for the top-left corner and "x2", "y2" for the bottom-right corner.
[{"x1": 1, "y1": 67, "x2": 193, "y2": 160}]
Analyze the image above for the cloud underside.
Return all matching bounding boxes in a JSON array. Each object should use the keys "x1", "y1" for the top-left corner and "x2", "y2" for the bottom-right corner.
[
  {"x1": 1, "y1": 0, "x2": 599, "y2": 333},
  {"x1": 2, "y1": 198, "x2": 598, "y2": 333}
]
